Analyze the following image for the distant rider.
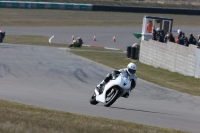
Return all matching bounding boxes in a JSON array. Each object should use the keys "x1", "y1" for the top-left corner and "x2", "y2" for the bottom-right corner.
[
  {"x1": 96, "y1": 62, "x2": 137, "y2": 98},
  {"x1": 69, "y1": 37, "x2": 83, "y2": 47}
]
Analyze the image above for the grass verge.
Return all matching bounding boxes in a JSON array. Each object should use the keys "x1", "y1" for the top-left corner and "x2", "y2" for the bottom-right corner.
[
  {"x1": 0, "y1": 100, "x2": 187, "y2": 133},
  {"x1": 1, "y1": 8, "x2": 200, "y2": 27}
]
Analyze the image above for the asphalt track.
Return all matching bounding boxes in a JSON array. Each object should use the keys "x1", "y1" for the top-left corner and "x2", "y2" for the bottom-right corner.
[{"x1": 0, "y1": 27, "x2": 200, "y2": 133}]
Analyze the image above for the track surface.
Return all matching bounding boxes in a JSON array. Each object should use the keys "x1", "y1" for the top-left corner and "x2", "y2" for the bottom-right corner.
[{"x1": 0, "y1": 27, "x2": 200, "y2": 133}]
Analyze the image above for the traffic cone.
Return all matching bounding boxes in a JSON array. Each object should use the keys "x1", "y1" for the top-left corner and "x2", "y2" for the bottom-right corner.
[
  {"x1": 72, "y1": 35, "x2": 75, "y2": 41},
  {"x1": 93, "y1": 35, "x2": 96, "y2": 41},
  {"x1": 113, "y1": 35, "x2": 116, "y2": 42}
]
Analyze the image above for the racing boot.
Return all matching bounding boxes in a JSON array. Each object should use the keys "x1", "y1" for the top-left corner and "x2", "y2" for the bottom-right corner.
[{"x1": 122, "y1": 92, "x2": 129, "y2": 98}]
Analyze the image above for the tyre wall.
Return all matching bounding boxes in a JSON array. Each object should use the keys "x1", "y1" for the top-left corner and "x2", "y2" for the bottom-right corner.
[
  {"x1": 92, "y1": 5, "x2": 200, "y2": 15},
  {"x1": 0, "y1": 1, "x2": 92, "y2": 11},
  {"x1": 139, "y1": 40, "x2": 200, "y2": 78},
  {"x1": 1, "y1": 1, "x2": 200, "y2": 15}
]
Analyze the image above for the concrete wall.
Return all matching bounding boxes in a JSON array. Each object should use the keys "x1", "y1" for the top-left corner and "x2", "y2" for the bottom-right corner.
[{"x1": 139, "y1": 40, "x2": 200, "y2": 78}]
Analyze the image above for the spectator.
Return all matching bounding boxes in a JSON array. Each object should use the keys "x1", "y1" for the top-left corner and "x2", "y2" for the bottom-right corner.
[
  {"x1": 178, "y1": 32, "x2": 186, "y2": 45},
  {"x1": 197, "y1": 35, "x2": 200, "y2": 48},
  {"x1": 189, "y1": 33, "x2": 197, "y2": 45},
  {"x1": 165, "y1": 32, "x2": 175, "y2": 43},
  {"x1": 158, "y1": 30, "x2": 165, "y2": 43},
  {"x1": 2, "y1": 31, "x2": 5, "y2": 38},
  {"x1": 152, "y1": 29, "x2": 158, "y2": 41},
  {"x1": 183, "y1": 37, "x2": 189, "y2": 47},
  {"x1": 164, "y1": 32, "x2": 169, "y2": 43},
  {"x1": 176, "y1": 29, "x2": 183, "y2": 43},
  {"x1": 146, "y1": 21, "x2": 152, "y2": 33},
  {"x1": 177, "y1": 29, "x2": 182, "y2": 38},
  {"x1": 155, "y1": 28, "x2": 161, "y2": 40},
  {"x1": 169, "y1": 33, "x2": 175, "y2": 43}
]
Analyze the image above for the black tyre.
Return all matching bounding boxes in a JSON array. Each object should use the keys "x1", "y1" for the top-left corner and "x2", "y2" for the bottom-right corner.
[
  {"x1": 104, "y1": 88, "x2": 120, "y2": 107},
  {"x1": 126, "y1": 46, "x2": 131, "y2": 58},
  {"x1": 89, "y1": 93, "x2": 99, "y2": 105},
  {"x1": 130, "y1": 47, "x2": 137, "y2": 59}
]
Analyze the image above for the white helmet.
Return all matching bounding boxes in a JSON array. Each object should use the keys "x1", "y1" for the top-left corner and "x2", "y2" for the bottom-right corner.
[
  {"x1": 177, "y1": 29, "x2": 182, "y2": 34},
  {"x1": 127, "y1": 62, "x2": 137, "y2": 75}
]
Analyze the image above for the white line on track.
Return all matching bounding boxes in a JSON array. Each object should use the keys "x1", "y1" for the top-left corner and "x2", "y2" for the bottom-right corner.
[
  {"x1": 49, "y1": 35, "x2": 54, "y2": 43},
  {"x1": 104, "y1": 47, "x2": 120, "y2": 50},
  {"x1": 57, "y1": 48, "x2": 124, "y2": 53}
]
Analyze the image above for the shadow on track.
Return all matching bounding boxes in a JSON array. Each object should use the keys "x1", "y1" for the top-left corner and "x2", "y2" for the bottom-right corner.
[{"x1": 96, "y1": 105, "x2": 177, "y2": 116}]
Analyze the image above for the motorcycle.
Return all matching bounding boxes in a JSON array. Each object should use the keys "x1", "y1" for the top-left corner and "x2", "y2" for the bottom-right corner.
[{"x1": 90, "y1": 73, "x2": 131, "y2": 107}]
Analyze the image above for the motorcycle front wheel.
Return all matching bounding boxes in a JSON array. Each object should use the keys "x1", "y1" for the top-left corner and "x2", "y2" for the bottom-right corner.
[
  {"x1": 104, "y1": 88, "x2": 120, "y2": 107},
  {"x1": 89, "y1": 92, "x2": 99, "y2": 105}
]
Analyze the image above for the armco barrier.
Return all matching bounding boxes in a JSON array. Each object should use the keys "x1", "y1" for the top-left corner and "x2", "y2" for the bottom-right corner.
[
  {"x1": 0, "y1": 1, "x2": 92, "y2": 10},
  {"x1": 92, "y1": 5, "x2": 200, "y2": 15}
]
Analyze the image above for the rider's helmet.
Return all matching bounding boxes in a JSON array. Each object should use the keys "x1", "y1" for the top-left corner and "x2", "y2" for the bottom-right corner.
[{"x1": 127, "y1": 62, "x2": 137, "y2": 75}]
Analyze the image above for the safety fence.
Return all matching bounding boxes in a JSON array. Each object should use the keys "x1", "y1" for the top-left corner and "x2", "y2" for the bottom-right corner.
[{"x1": 0, "y1": 1, "x2": 92, "y2": 10}]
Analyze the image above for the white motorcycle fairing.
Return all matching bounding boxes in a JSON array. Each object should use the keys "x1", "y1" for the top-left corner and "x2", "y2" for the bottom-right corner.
[{"x1": 95, "y1": 73, "x2": 131, "y2": 103}]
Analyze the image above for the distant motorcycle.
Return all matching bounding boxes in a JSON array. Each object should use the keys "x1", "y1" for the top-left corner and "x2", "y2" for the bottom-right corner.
[{"x1": 90, "y1": 73, "x2": 131, "y2": 107}]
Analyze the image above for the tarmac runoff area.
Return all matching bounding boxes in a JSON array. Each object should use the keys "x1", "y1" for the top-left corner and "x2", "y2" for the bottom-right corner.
[{"x1": 0, "y1": 27, "x2": 200, "y2": 132}]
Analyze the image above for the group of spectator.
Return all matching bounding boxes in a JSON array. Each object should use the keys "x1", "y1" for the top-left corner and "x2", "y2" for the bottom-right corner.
[
  {"x1": 152, "y1": 28, "x2": 175, "y2": 43},
  {"x1": 152, "y1": 28, "x2": 200, "y2": 48}
]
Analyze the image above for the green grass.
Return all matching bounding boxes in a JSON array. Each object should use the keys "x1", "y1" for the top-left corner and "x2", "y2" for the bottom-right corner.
[
  {"x1": 0, "y1": 100, "x2": 187, "y2": 133},
  {"x1": 1, "y1": 8, "x2": 200, "y2": 27}
]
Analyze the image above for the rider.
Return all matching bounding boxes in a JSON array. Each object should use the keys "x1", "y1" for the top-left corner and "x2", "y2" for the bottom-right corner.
[
  {"x1": 69, "y1": 37, "x2": 83, "y2": 47},
  {"x1": 77, "y1": 37, "x2": 83, "y2": 47},
  {"x1": 96, "y1": 62, "x2": 137, "y2": 98}
]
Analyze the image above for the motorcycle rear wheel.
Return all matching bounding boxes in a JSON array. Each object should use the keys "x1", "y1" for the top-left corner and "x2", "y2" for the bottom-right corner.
[
  {"x1": 104, "y1": 88, "x2": 120, "y2": 107},
  {"x1": 89, "y1": 93, "x2": 99, "y2": 105}
]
